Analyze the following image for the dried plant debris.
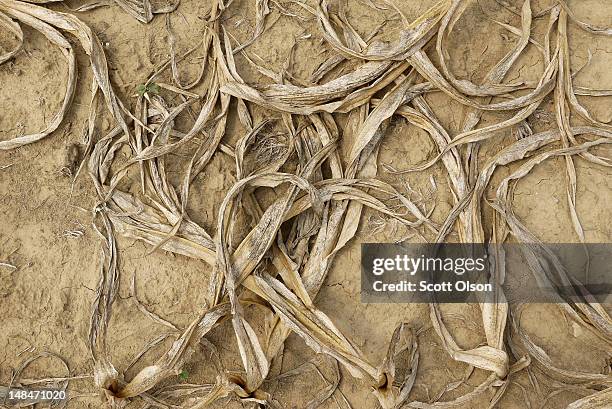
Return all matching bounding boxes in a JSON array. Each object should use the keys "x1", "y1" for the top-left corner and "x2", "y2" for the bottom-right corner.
[{"x1": 1, "y1": 0, "x2": 612, "y2": 408}]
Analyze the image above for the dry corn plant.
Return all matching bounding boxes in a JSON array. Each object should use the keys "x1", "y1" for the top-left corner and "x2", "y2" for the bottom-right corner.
[{"x1": 0, "y1": 0, "x2": 611, "y2": 408}]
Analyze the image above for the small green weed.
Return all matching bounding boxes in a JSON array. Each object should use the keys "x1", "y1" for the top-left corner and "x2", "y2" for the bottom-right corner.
[{"x1": 136, "y1": 82, "x2": 160, "y2": 96}]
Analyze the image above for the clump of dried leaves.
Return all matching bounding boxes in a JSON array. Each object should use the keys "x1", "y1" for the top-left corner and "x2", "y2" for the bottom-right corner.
[{"x1": 0, "y1": 0, "x2": 611, "y2": 408}]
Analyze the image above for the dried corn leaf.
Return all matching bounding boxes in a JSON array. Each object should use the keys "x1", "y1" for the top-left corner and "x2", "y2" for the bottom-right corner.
[
  {"x1": 316, "y1": 0, "x2": 449, "y2": 61},
  {"x1": 0, "y1": 10, "x2": 22, "y2": 63}
]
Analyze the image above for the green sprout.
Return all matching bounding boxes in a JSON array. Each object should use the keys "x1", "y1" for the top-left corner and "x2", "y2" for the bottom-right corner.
[
  {"x1": 178, "y1": 370, "x2": 189, "y2": 380},
  {"x1": 136, "y1": 82, "x2": 160, "y2": 96}
]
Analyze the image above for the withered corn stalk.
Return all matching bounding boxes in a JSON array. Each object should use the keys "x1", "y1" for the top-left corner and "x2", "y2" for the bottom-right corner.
[{"x1": 1, "y1": 0, "x2": 611, "y2": 408}]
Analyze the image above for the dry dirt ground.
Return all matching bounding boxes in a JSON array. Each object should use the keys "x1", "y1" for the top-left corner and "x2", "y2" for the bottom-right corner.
[{"x1": 1, "y1": 0, "x2": 612, "y2": 408}]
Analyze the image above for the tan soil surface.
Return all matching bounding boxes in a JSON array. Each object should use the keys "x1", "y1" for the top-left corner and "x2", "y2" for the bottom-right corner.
[{"x1": 1, "y1": 1, "x2": 611, "y2": 408}]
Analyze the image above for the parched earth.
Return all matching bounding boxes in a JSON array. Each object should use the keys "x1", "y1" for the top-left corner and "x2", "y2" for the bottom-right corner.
[{"x1": 1, "y1": 1, "x2": 611, "y2": 408}]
